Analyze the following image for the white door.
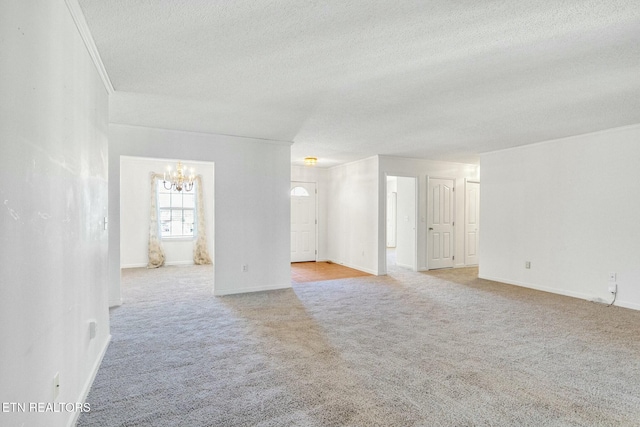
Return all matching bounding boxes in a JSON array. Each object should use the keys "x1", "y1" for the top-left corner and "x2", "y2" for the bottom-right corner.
[
  {"x1": 386, "y1": 192, "x2": 397, "y2": 247},
  {"x1": 291, "y1": 182, "x2": 316, "y2": 262},
  {"x1": 465, "y1": 181, "x2": 480, "y2": 266},
  {"x1": 428, "y1": 178, "x2": 455, "y2": 269}
]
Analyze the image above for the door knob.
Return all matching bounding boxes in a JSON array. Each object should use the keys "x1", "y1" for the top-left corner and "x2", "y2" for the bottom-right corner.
[{"x1": 429, "y1": 228, "x2": 433, "y2": 231}]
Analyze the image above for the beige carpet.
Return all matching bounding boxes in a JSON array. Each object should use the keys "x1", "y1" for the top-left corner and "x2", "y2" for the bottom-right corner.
[{"x1": 78, "y1": 264, "x2": 640, "y2": 426}]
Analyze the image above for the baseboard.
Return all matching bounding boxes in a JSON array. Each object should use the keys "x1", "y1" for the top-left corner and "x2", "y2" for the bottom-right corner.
[
  {"x1": 121, "y1": 263, "x2": 147, "y2": 269},
  {"x1": 478, "y1": 275, "x2": 640, "y2": 312},
  {"x1": 68, "y1": 334, "x2": 111, "y2": 427},
  {"x1": 122, "y1": 261, "x2": 195, "y2": 269},
  {"x1": 420, "y1": 264, "x2": 477, "y2": 272},
  {"x1": 330, "y1": 260, "x2": 378, "y2": 275},
  {"x1": 109, "y1": 298, "x2": 122, "y2": 308},
  {"x1": 478, "y1": 275, "x2": 596, "y2": 302},
  {"x1": 166, "y1": 261, "x2": 195, "y2": 266},
  {"x1": 214, "y1": 283, "x2": 292, "y2": 296},
  {"x1": 614, "y1": 299, "x2": 640, "y2": 311}
]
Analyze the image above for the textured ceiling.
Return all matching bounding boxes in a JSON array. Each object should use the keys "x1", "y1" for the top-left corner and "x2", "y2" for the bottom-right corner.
[{"x1": 78, "y1": 0, "x2": 640, "y2": 166}]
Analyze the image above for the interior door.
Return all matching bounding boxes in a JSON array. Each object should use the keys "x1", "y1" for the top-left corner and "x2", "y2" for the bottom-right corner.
[
  {"x1": 291, "y1": 182, "x2": 316, "y2": 262},
  {"x1": 428, "y1": 178, "x2": 455, "y2": 269},
  {"x1": 465, "y1": 181, "x2": 480, "y2": 266}
]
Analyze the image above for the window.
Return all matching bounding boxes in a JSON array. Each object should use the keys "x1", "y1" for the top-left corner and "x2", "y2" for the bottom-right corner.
[
  {"x1": 158, "y1": 182, "x2": 196, "y2": 238},
  {"x1": 291, "y1": 186, "x2": 310, "y2": 197}
]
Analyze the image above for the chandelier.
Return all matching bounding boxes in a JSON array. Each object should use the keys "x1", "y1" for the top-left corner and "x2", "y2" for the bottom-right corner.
[{"x1": 163, "y1": 161, "x2": 195, "y2": 192}]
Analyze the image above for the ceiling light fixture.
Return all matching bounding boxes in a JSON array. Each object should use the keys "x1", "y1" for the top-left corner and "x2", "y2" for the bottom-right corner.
[
  {"x1": 163, "y1": 161, "x2": 195, "y2": 192},
  {"x1": 304, "y1": 157, "x2": 318, "y2": 166}
]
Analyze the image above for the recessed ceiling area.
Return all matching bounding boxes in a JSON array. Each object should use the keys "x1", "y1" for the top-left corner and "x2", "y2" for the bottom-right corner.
[{"x1": 78, "y1": 0, "x2": 640, "y2": 166}]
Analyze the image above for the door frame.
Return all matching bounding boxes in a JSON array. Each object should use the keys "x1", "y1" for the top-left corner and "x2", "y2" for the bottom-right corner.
[
  {"x1": 464, "y1": 179, "x2": 480, "y2": 266},
  {"x1": 290, "y1": 181, "x2": 318, "y2": 262},
  {"x1": 426, "y1": 176, "x2": 456, "y2": 270},
  {"x1": 384, "y1": 173, "x2": 418, "y2": 272},
  {"x1": 386, "y1": 191, "x2": 397, "y2": 248}
]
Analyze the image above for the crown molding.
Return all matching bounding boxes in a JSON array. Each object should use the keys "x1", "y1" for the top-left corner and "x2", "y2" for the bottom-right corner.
[{"x1": 65, "y1": 0, "x2": 114, "y2": 95}]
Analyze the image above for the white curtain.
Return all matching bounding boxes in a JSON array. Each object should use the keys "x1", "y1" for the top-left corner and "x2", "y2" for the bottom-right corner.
[
  {"x1": 193, "y1": 175, "x2": 212, "y2": 265},
  {"x1": 147, "y1": 173, "x2": 165, "y2": 268}
]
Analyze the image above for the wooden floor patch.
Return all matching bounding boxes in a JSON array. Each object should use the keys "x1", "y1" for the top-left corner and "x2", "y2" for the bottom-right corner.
[{"x1": 291, "y1": 262, "x2": 371, "y2": 283}]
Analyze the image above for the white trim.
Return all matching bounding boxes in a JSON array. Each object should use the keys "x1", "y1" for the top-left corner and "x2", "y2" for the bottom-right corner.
[
  {"x1": 327, "y1": 155, "x2": 379, "y2": 170},
  {"x1": 615, "y1": 299, "x2": 640, "y2": 311},
  {"x1": 64, "y1": 0, "x2": 114, "y2": 95},
  {"x1": 395, "y1": 262, "x2": 413, "y2": 269},
  {"x1": 479, "y1": 274, "x2": 640, "y2": 312},
  {"x1": 111, "y1": 123, "x2": 293, "y2": 146},
  {"x1": 109, "y1": 298, "x2": 122, "y2": 308},
  {"x1": 166, "y1": 260, "x2": 195, "y2": 266},
  {"x1": 479, "y1": 274, "x2": 596, "y2": 302},
  {"x1": 121, "y1": 263, "x2": 148, "y2": 269},
  {"x1": 379, "y1": 154, "x2": 478, "y2": 167},
  {"x1": 479, "y1": 123, "x2": 640, "y2": 157},
  {"x1": 122, "y1": 261, "x2": 195, "y2": 268},
  {"x1": 331, "y1": 261, "x2": 379, "y2": 276},
  {"x1": 214, "y1": 283, "x2": 292, "y2": 296},
  {"x1": 68, "y1": 334, "x2": 111, "y2": 427}
]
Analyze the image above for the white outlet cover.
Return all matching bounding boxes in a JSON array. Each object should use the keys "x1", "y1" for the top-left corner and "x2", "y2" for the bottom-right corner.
[{"x1": 609, "y1": 272, "x2": 617, "y2": 282}]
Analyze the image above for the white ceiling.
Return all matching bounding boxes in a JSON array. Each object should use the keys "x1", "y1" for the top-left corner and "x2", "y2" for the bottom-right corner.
[{"x1": 78, "y1": 0, "x2": 640, "y2": 166}]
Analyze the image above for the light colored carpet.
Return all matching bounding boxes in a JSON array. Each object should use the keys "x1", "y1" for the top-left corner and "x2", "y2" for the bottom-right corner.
[{"x1": 78, "y1": 264, "x2": 640, "y2": 426}]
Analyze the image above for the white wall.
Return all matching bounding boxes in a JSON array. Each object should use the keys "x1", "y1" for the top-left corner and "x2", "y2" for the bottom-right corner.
[
  {"x1": 396, "y1": 177, "x2": 417, "y2": 269},
  {"x1": 479, "y1": 125, "x2": 640, "y2": 310},
  {"x1": 0, "y1": 1, "x2": 110, "y2": 426},
  {"x1": 120, "y1": 157, "x2": 214, "y2": 268},
  {"x1": 326, "y1": 156, "x2": 380, "y2": 274},
  {"x1": 291, "y1": 165, "x2": 329, "y2": 261},
  {"x1": 378, "y1": 156, "x2": 480, "y2": 273},
  {"x1": 109, "y1": 124, "x2": 291, "y2": 301}
]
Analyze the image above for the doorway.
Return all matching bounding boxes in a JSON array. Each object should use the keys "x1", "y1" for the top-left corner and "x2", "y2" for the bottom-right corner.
[
  {"x1": 386, "y1": 175, "x2": 417, "y2": 272},
  {"x1": 291, "y1": 181, "x2": 317, "y2": 262}
]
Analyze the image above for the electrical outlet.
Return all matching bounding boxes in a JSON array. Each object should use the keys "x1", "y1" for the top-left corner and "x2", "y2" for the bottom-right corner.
[
  {"x1": 608, "y1": 283, "x2": 617, "y2": 294},
  {"x1": 241, "y1": 265, "x2": 248, "y2": 273},
  {"x1": 609, "y1": 272, "x2": 617, "y2": 282},
  {"x1": 525, "y1": 261, "x2": 531, "y2": 269},
  {"x1": 53, "y1": 372, "x2": 60, "y2": 400}
]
